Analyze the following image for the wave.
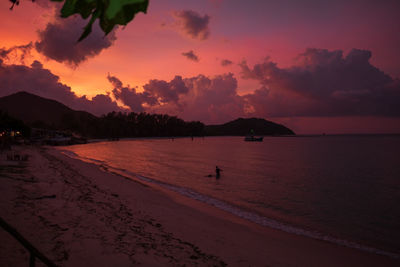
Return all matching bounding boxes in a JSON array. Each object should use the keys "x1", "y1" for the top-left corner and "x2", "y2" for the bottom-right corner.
[
  {"x1": 60, "y1": 150, "x2": 399, "y2": 259},
  {"x1": 60, "y1": 150, "x2": 106, "y2": 165}
]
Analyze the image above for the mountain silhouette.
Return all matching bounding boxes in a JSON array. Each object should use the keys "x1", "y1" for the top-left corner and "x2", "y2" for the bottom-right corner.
[
  {"x1": 0, "y1": 91, "x2": 97, "y2": 126},
  {"x1": 0, "y1": 92, "x2": 99, "y2": 136},
  {"x1": 0, "y1": 92, "x2": 294, "y2": 137}
]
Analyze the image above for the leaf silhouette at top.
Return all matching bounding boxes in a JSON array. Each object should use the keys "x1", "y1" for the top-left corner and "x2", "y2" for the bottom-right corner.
[
  {"x1": 9, "y1": 0, "x2": 20, "y2": 10},
  {"x1": 10, "y1": 0, "x2": 149, "y2": 41},
  {"x1": 57, "y1": 0, "x2": 149, "y2": 41}
]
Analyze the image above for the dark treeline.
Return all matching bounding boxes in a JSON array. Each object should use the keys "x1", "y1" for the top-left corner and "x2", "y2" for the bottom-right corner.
[
  {"x1": 0, "y1": 110, "x2": 30, "y2": 137},
  {"x1": 94, "y1": 112, "x2": 205, "y2": 138},
  {"x1": 28, "y1": 111, "x2": 205, "y2": 139}
]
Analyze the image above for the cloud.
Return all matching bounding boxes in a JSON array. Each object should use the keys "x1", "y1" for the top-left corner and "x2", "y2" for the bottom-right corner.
[
  {"x1": 178, "y1": 73, "x2": 245, "y2": 123},
  {"x1": 106, "y1": 73, "x2": 245, "y2": 123},
  {"x1": 0, "y1": 59, "x2": 122, "y2": 116},
  {"x1": 143, "y1": 76, "x2": 189, "y2": 104},
  {"x1": 0, "y1": 43, "x2": 33, "y2": 64},
  {"x1": 35, "y1": 16, "x2": 117, "y2": 67},
  {"x1": 33, "y1": 0, "x2": 54, "y2": 8},
  {"x1": 86, "y1": 93, "x2": 126, "y2": 116},
  {"x1": 141, "y1": 73, "x2": 245, "y2": 123},
  {"x1": 108, "y1": 75, "x2": 157, "y2": 112},
  {"x1": 220, "y1": 59, "x2": 233, "y2": 66},
  {"x1": 182, "y1": 50, "x2": 199, "y2": 62},
  {"x1": 108, "y1": 75, "x2": 190, "y2": 112},
  {"x1": 173, "y1": 10, "x2": 210, "y2": 40},
  {"x1": 3, "y1": 42, "x2": 398, "y2": 126},
  {"x1": 110, "y1": 47, "x2": 400, "y2": 124},
  {"x1": 240, "y1": 48, "x2": 400, "y2": 117}
]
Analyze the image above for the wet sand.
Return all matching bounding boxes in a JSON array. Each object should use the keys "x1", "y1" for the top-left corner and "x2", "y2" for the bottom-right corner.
[{"x1": 0, "y1": 145, "x2": 398, "y2": 266}]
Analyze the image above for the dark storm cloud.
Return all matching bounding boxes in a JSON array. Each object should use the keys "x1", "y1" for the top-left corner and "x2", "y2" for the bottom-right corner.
[
  {"x1": 240, "y1": 48, "x2": 400, "y2": 117},
  {"x1": 173, "y1": 10, "x2": 210, "y2": 40},
  {"x1": 35, "y1": 16, "x2": 117, "y2": 67},
  {"x1": 0, "y1": 59, "x2": 123, "y2": 116},
  {"x1": 182, "y1": 50, "x2": 199, "y2": 62},
  {"x1": 220, "y1": 59, "x2": 233, "y2": 66}
]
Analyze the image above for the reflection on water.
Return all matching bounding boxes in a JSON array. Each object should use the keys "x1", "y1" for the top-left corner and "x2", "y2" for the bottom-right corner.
[{"x1": 61, "y1": 135, "x2": 400, "y2": 255}]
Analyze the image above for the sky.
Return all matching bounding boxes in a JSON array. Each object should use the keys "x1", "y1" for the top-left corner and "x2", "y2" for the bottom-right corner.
[{"x1": 1, "y1": 0, "x2": 400, "y2": 134}]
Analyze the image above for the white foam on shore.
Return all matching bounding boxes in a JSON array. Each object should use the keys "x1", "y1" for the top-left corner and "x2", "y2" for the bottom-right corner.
[
  {"x1": 60, "y1": 150, "x2": 106, "y2": 165},
  {"x1": 60, "y1": 150, "x2": 400, "y2": 259}
]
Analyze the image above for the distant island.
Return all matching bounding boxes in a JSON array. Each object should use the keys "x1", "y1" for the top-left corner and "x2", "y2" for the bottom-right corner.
[
  {"x1": 0, "y1": 92, "x2": 295, "y2": 141},
  {"x1": 204, "y1": 118, "x2": 294, "y2": 136}
]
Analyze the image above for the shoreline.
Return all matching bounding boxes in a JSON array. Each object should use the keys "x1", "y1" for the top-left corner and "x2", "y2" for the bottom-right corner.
[
  {"x1": 1, "y1": 145, "x2": 398, "y2": 266},
  {"x1": 83, "y1": 133, "x2": 400, "y2": 147},
  {"x1": 59, "y1": 145, "x2": 400, "y2": 260}
]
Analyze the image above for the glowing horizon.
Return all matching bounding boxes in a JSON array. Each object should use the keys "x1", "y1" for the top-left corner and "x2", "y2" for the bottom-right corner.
[{"x1": 1, "y1": 0, "x2": 400, "y2": 134}]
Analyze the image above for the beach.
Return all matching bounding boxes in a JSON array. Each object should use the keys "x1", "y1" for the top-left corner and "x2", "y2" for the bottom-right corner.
[{"x1": 0, "y1": 145, "x2": 398, "y2": 267}]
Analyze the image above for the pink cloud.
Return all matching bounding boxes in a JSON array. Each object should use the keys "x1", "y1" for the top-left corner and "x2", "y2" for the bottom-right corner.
[
  {"x1": 240, "y1": 48, "x2": 400, "y2": 117},
  {"x1": 109, "y1": 48, "x2": 400, "y2": 125},
  {"x1": 108, "y1": 75, "x2": 157, "y2": 112},
  {"x1": 173, "y1": 10, "x2": 210, "y2": 40},
  {"x1": 143, "y1": 76, "x2": 188, "y2": 104},
  {"x1": 181, "y1": 50, "x2": 199, "y2": 62},
  {"x1": 0, "y1": 43, "x2": 33, "y2": 64},
  {"x1": 220, "y1": 59, "x2": 233, "y2": 66},
  {"x1": 35, "y1": 16, "x2": 117, "y2": 67},
  {"x1": 108, "y1": 73, "x2": 245, "y2": 124}
]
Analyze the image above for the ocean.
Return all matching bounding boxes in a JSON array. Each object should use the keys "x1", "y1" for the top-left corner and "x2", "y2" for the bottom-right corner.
[{"x1": 60, "y1": 135, "x2": 400, "y2": 258}]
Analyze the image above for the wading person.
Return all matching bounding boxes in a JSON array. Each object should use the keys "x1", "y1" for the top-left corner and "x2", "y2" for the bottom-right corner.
[{"x1": 215, "y1": 166, "x2": 222, "y2": 178}]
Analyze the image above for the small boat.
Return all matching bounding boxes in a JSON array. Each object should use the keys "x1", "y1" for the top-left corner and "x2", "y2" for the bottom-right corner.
[
  {"x1": 244, "y1": 129, "x2": 263, "y2": 141},
  {"x1": 244, "y1": 135, "x2": 263, "y2": 142}
]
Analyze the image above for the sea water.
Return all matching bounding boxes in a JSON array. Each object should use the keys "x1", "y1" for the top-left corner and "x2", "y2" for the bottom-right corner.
[{"x1": 60, "y1": 135, "x2": 400, "y2": 258}]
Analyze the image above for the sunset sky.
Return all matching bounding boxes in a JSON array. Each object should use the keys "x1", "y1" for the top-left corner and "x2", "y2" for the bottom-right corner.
[{"x1": 1, "y1": 0, "x2": 400, "y2": 134}]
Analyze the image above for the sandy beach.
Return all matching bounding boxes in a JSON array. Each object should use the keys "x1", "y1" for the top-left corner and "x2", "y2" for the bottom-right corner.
[{"x1": 0, "y1": 145, "x2": 398, "y2": 267}]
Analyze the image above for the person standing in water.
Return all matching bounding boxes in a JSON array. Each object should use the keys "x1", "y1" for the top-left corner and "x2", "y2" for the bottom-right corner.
[{"x1": 215, "y1": 166, "x2": 222, "y2": 178}]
